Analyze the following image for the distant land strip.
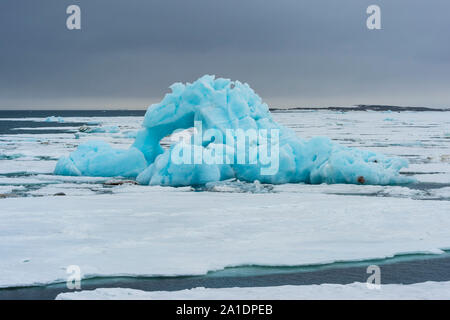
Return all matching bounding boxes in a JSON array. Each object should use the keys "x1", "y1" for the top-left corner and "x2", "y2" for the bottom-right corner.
[{"x1": 270, "y1": 105, "x2": 450, "y2": 112}]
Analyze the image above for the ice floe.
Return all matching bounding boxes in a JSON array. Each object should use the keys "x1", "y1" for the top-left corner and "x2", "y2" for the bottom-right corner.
[
  {"x1": 56, "y1": 281, "x2": 450, "y2": 300},
  {"x1": 45, "y1": 116, "x2": 65, "y2": 123},
  {"x1": 1, "y1": 190, "x2": 450, "y2": 287}
]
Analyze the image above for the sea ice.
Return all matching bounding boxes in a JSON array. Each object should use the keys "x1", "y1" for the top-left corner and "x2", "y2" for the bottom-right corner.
[
  {"x1": 0, "y1": 186, "x2": 15, "y2": 194},
  {"x1": 119, "y1": 130, "x2": 138, "y2": 139},
  {"x1": 54, "y1": 75, "x2": 412, "y2": 186},
  {"x1": 1, "y1": 190, "x2": 450, "y2": 287}
]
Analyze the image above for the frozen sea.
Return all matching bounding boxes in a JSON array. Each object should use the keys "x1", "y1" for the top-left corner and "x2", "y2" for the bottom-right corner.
[{"x1": 0, "y1": 108, "x2": 449, "y2": 299}]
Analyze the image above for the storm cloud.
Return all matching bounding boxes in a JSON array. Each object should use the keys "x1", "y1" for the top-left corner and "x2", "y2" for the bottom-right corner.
[{"x1": 0, "y1": 0, "x2": 449, "y2": 109}]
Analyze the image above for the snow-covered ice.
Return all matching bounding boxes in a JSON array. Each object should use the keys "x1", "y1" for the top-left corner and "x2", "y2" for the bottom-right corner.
[
  {"x1": 1, "y1": 189, "x2": 450, "y2": 287},
  {"x1": 56, "y1": 281, "x2": 450, "y2": 300}
]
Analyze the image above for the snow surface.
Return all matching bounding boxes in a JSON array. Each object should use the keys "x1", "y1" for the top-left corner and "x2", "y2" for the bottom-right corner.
[
  {"x1": 1, "y1": 105, "x2": 449, "y2": 289},
  {"x1": 56, "y1": 281, "x2": 450, "y2": 300},
  {"x1": 1, "y1": 189, "x2": 450, "y2": 288}
]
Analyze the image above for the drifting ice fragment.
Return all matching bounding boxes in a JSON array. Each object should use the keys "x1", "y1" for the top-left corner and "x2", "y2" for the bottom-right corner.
[
  {"x1": 54, "y1": 75, "x2": 412, "y2": 186},
  {"x1": 55, "y1": 141, "x2": 147, "y2": 178},
  {"x1": 45, "y1": 116, "x2": 64, "y2": 123},
  {"x1": 87, "y1": 125, "x2": 120, "y2": 133}
]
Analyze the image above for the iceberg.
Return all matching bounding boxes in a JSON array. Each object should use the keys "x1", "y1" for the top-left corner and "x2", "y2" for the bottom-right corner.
[
  {"x1": 54, "y1": 75, "x2": 412, "y2": 186},
  {"x1": 54, "y1": 140, "x2": 147, "y2": 178}
]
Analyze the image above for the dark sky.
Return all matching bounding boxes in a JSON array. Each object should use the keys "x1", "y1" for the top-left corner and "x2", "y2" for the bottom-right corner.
[{"x1": 1, "y1": 0, "x2": 449, "y2": 109}]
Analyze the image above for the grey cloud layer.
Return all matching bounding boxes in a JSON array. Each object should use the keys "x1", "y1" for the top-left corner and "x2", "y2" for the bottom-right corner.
[{"x1": 0, "y1": 0, "x2": 449, "y2": 108}]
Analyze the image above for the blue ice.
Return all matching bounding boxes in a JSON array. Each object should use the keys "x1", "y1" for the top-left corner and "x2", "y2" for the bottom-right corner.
[{"x1": 54, "y1": 75, "x2": 412, "y2": 186}]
